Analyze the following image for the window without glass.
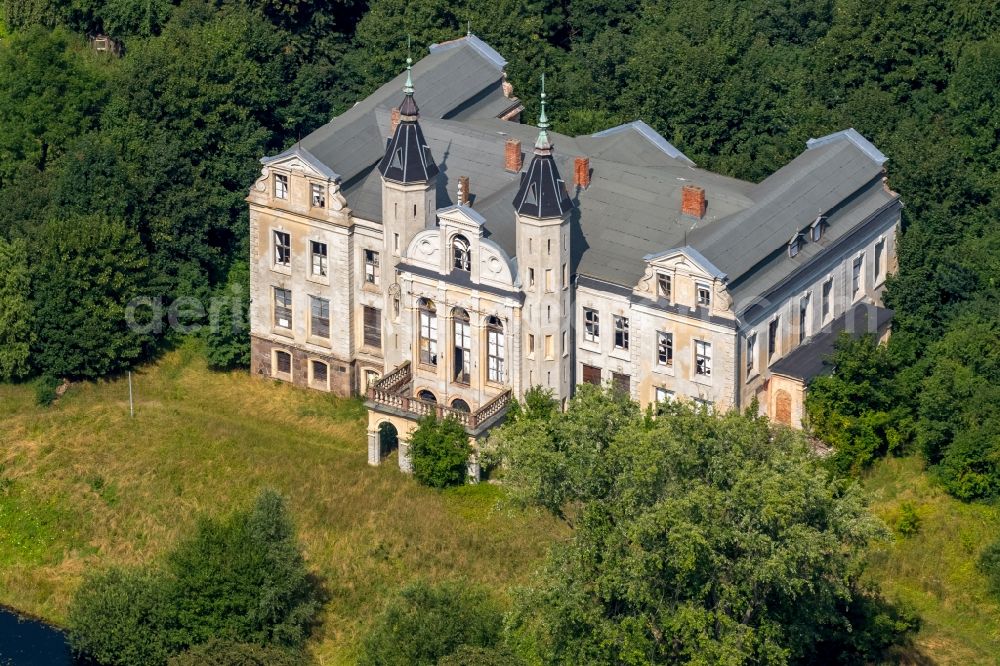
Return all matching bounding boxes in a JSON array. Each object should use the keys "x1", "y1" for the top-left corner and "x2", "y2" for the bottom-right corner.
[
  {"x1": 695, "y1": 340, "x2": 712, "y2": 376},
  {"x1": 852, "y1": 255, "x2": 863, "y2": 295},
  {"x1": 452, "y1": 235, "x2": 471, "y2": 272},
  {"x1": 311, "y1": 241, "x2": 327, "y2": 276},
  {"x1": 562, "y1": 263, "x2": 568, "y2": 288},
  {"x1": 874, "y1": 239, "x2": 885, "y2": 281},
  {"x1": 310, "y1": 296, "x2": 329, "y2": 338},
  {"x1": 583, "y1": 308, "x2": 599, "y2": 343},
  {"x1": 363, "y1": 306, "x2": 381, "y2": 348},
  {"x1": 527, "y1": 267, "x2": 535, "y2": 287},
  {"x1": 453, "y1": 309, "x2": 471, "y2": 383},
  {"x1": 364, "y1": 249, "x2": 380, "y2": 284},
  {"x1": 274, "y1": 288, "x2": 292, "y2": 329},
  {"x1": 696, "y1": 283, "x2": 711, "y2": 307},
  {"x1": 274, "y1": 174, "x2": 288, "y2": 199},
  {"x1": 527, "y1": 334, "x2": 535, "y2": 357},
  {"x1": 613, "y1": 315, "x2": 629, "y2": 350},
  {"x1": 657, "y1": 273, "x2": 671, "y2": 301},
  {"x1": 310, "y1": 183, "x2": 325, "y2": 208},
  {"x1": 487, "y1": 316, "x2": 505, "y2": 383},
  {"x1": 746, "y1": 333, "x2": 757, "y2": 374},
  {"x1": 768, "y1": 317, "x2": 779, "y2": 360},
  {"x1": 274, "y1": 231, "x2": 290, "y2": 266},
  {"x1": 656, "y1": 331, "x2": 673, "y2": 366},
  {"x1": 418, "y1": 299, "x2": 437, "y2": 366}
]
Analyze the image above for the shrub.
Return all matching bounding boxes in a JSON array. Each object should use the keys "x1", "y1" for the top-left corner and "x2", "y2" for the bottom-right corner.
[
  {"x1": 437, "y1": 644, "x2": 525, "y2": 666},
  {"x1": 896, "y1": 502, "x2": 921, "y2": 537},
  {"x1": 68, "y1": 567, "x2": 173, "y2": 666},
  {"x1": 165, "y1": 489, "x2": 319, "y2": 649},
  {"x1": 978, "y1": 539, "x2": 1000, "y2": 598},
  {"x1": 34, "y1": 374, "x2": 60, "y2": 406},
  {"x1": 409, "y1": 415, "x2": 471, "y2": 488},
  {"x1": 360, "y1": 580, "x2": 503, "y2": 666},
  {"x1": 68, "y1": 490, "x2": 319, "y2": 663},
  {"x1": 167, "y1": 639, "x2": 307, "y2": 666}
]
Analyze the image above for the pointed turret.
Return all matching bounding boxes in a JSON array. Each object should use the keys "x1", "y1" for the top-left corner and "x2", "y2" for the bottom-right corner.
[
  {"x1": 378, "y1": 54, "x2": 438, "y2": 184},
  {"x1": 512, "y1": 74, "x2": 572, "y2": 219}
]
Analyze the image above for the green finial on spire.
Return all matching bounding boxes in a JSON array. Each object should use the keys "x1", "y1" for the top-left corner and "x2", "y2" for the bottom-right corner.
[
  {"x1": 404, "y1": 36, "x2": 414, "y2": 94},
  {"x1": 535, "y1": 72, "x2": 550, "y2": 149}
]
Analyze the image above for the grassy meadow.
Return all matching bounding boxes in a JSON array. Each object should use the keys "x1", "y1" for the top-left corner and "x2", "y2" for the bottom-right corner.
[
  {"x1": 1, "y1": 345, "x2": 998, "y2": 664},
  {"x1": 0, "y1": 344, "x2": 564, "y2": 663},
  {"x1": 863, "y1": 457, "x2": 1000, "y2": 664}
]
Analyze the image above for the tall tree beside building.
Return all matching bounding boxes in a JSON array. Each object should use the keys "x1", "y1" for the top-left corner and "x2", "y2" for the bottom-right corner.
[
  {"x1": 498, "y1": 388, "x2": 917, "y2": 663},
  {"x1": 0, "y1": 236, "x2": 35, "y2": 381},
  {"x1": 30, "y1": 213, "x2": 151, "y2": 379}
]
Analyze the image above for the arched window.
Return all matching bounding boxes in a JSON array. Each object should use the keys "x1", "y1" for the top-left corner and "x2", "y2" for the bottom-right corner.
[
  {"x1": 452, "y1": 235, "x2": 471, "y2": 272},
  {"x1": 418, "y1": 298, "x2": 438, "y2": 366},
  {"x1": 418, "y1": 389, "x2": 437, "y2": 403},
  {"x1": 453, "y1": 308, "x2": 471, "y2": 384},
  {"x1": 451, "y1": 399, "x2": 471, "y2": 413},
  {"x1": 486, "y1": 316, "x2": 505, "y2": 383}
]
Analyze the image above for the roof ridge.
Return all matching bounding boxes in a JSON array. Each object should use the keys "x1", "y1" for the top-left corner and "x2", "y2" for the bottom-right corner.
[
  {"x1": 591, "y1": 120, "x2": 695, "y2": 166},
  {"x1": 806, "y1": 128, "x2": 887, "y2": 165},
  {"x1": 428, "y1": 33, "x2": 507, "y2": 69}
]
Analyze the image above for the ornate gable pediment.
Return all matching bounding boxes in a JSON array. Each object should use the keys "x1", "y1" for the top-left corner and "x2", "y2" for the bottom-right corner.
[{"x1": 260, "y1": 145, "x2": 341, "y2": 182}]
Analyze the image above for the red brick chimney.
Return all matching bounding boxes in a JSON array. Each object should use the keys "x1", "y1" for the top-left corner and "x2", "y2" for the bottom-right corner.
[
  {"x1": 574, "y1": 157, "x2": 591, "y2": 189},
  {"x1": 681, "y1": 184, "x2": 706, "y2": 218},
  {"x1": 390, "y1": 107, "x2": 401, "y2": 133},
  {"x1": 457, "y1": 175, "x2": 470, "y2": 206},
  {"x1": 505, "y1": 138, "x2": 522, "y2": 172}
]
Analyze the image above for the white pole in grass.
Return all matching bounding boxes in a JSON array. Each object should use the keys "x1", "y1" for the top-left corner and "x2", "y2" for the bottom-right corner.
[{"x1": 128, "y1": 371, "x2": 134, "y2": 418}]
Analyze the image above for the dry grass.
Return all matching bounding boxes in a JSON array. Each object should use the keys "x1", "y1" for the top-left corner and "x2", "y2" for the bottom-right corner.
[
  {"x1": 863, "y1": 455, "x2": 1000, "y2": 665},
  {"x1": 0, "y1": 343, "x2": 564, "y2": 664}
]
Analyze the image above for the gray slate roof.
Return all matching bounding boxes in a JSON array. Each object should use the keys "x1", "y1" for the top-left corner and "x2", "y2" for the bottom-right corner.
[{"x1": 272, "y1": 35, "x2": 898, "y2": 302}]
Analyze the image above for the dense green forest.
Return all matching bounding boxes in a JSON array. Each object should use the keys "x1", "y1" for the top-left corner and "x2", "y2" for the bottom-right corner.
[{"x1": 1, "y1": 1, "x2": 998, "y2": 497}]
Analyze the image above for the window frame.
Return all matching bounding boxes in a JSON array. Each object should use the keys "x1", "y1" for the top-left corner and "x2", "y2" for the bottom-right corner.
[
  {"x1": 768, "y1": 317, "x2": 780, "y2": 361},
  {"x1": 452, "y1": 309, "x2": 471, "y2": 384},
  {"x1": 696, "y1": 283, "x2": 712, "y2": 308},
  {"x1": 452, "y1": 235, "x2": 471, "y2": 272},
  {"x1": 656, "y1": 273, "x2": 672, "y2": 302},
  {"x1": 656, "y1": 331, "x2": 673, "y2": 367},
  {"x1": 364, "y1": 249, "x2": 380, "y2": 285},
  {"x1": 694, "y1": 339, "x2": 712, "y2": 377},
  {"x1": 363, "y1": 305, "x2": 381, "y2": 349},
  {"x1": 613, "y1": 315, "x2": 630, "y2": 350},
  {"x1": 310, "y1": 182, "x2": 325, "y2": 208},
  {"x1": 310, "y1": 240, "x2": 327, "y2": 277},
  {"x1": 852, "y1": 254, "x2": 864, "y2": 297},
  {"x1": 583, "y1": 308, "x2": 600, "y2": 344},
  {"x1": 274, "y1": 173, "x2": 288, "y2": 200},
  {"x1": 418, "y1": 299, "x2": 438, "y2": 366},
  {"x1": 746, "y1": 332, "x2": 757, "y2": 376},
  {"x1": 310, "y1": 296, "x2": 330, "y2": 339},
  {"x1": 274, "y1": 349, "x2": 292, "y2": 376},
  {"x1": 274, "y1": 287, "x2": 292, "y2": 329},
  {"x1": 486, "y1": 316, "x2": 505, "y2": 384},
  {"x1": 273, "y1": 230, "x2": 291, "y2": 267}
]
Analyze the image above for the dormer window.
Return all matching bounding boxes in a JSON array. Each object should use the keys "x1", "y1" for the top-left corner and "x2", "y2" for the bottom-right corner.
[
  {"x1": 452, "y1": 235, "x2": 471, "y2": 272},
  {"x1": 810, "y1": 216, "x2": 826, "y2": 242},
  {"x1": 696, "y1": 283, "x2": 711, "y2": 308},
  {"x1": 657, "y1": 273, "x2": 672, "y2": 302},
  {"x1": 788, "y1": 234, "x2": 803, "y2": 258},
  {"x1": 311, "y1": 183, "x2": 325, "y2": 208},
  {"x1": 274, "y1": 173, "x2": 288, "y2": 200}
]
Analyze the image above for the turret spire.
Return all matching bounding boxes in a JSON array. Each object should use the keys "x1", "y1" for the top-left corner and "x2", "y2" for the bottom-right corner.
[
  {"x1": 403, "y1": 36, "x2": 414, "y2": 95},
  {"x1": 535, "y1": 73, "x2": 550, "y2": 152}
]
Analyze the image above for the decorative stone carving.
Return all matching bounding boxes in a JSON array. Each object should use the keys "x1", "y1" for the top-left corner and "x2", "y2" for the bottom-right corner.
[
  {"x1": 254, "y1": 166, "x2": 270, "y2": 192},
  {"x1": 636, "y1": 264, "x2": 655, "y2": 293}
]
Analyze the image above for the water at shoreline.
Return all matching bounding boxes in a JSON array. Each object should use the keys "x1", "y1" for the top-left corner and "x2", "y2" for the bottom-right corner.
[{"x1": 0, "y1": 606, "x2": 92, "y2": 666}]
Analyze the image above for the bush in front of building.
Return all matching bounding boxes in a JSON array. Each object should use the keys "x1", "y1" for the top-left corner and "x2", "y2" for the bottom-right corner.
[
  {"x1": 409, "y1": 415, "x2": 471, "y2": 488},
  {"x1": 359, "y1": 579, "x2": 503, "y2": 666}
]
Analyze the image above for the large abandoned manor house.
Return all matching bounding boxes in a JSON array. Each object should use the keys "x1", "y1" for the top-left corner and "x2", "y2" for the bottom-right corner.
[{"x1": 247, "y1": 34, "x2": 900, "y2": 469}]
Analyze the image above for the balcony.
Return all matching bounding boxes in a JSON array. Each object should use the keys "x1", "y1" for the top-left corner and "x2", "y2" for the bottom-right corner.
[{"x1": 366, "y1": 362, "x2": 513, "y2": 437}]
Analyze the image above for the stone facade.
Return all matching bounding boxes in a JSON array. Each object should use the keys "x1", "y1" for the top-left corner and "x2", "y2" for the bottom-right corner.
[{"x1": 246, "y1": 35, "x2": 902, "y2": 466}]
